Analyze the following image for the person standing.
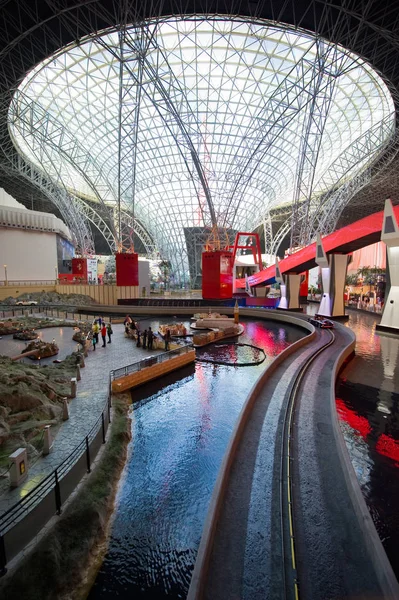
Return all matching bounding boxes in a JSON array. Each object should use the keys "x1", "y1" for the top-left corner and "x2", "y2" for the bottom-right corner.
[
  {"x1": 164, "y1": 328, "x2": 171, "y2": 351},
  {"x1": 148, "y1": 327, "x2": 154, "y2": 350},
  {"x1": 101, "y1": 323, "x2": 107, "y2": 348},
  {"x1": 107, "y1": 322, "x2": 113, "y2": 343},
  {"x1": 136, "y1": 330, "x2": 141, "y2": 347},
  {"x1": 92, "y1": 321, "x2": 100, "y2": 346},
  {"x1": 91, "y1": 332, "x2": 96, "y2": 351},
  {"x1": 142, "y1": 329, "x2": 148, "y2": 349}
]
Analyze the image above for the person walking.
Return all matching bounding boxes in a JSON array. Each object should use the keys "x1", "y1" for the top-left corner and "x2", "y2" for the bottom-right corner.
[
  {"x1": 107, "y1": 322, "x2": 113, "y2": 343},
  {"x1": 164, "y1": 328, "x2": 171, "y2": 351},
  {"x1": 101, "y1": 323, "x2": 107, "y2": 348},
  {"x1": 147, "y1": 327, "x2": 154, "y2": 350},
  {"x1": 142, "y1": 329, "x2": 148, "y2": 349}
]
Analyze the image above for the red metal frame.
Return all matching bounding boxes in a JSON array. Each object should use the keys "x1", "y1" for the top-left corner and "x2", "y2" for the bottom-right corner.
[{"x1": 230, "y1": 232, "x2": 262, "y2": 271}]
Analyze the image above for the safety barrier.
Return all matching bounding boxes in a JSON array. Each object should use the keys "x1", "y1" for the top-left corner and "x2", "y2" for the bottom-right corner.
[
  {"x1": 0, "y1": 280, "x2": 57, "y2": 286},
  {"x1": 0, "y1": 306, "x2": 105, "y2": 321},
  {"x1": 111, "y1": 345, "x2": 192, "y2": 381},
  {"x1": 0, "y1": 381, "x2": 112, "y2": 575}
]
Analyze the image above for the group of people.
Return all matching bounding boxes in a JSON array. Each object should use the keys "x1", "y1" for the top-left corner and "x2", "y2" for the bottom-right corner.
[
  {"x1": 124, "y1": 315, "x2": 164, "y2": 350},
  {"x1": 91, "y1": 317, "x2": 113, "y2": 350},
  {"x1": 91, "y1": 314, "x2": 172, "y2": 353}
]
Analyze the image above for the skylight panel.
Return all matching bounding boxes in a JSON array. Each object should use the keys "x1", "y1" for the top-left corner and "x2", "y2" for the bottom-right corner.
[{"x1": 9, "y1": 15, "x2": 394, "y2": 282}]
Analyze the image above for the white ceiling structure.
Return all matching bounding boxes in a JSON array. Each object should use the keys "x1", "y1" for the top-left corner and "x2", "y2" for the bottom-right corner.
[{"x1": 8, "y1": 16, "x2": 395, "y2": 282}]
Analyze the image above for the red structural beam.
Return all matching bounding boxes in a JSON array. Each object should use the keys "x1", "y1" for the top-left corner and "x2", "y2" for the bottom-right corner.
[
  {"x1": 231, "y1": 232, "x2": 263, "y2": 271},
  {"x1": 236, "y1": 204, "x2": 399, "y2": 288}
]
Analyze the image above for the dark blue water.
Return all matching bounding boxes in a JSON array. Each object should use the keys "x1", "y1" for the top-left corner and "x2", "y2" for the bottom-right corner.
[
  {"x1": 336, "y1": 310, "x2": 399, "y2": 579},
  {"x1": 89, "y1": 318, "x2": 304, "y2": 598}
]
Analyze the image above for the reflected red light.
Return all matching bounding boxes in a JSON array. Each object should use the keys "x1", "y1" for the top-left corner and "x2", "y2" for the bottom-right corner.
[
  {"x1": 336, "y1": 398, "x2": 371, "y2": 438},
  {"x1": 244, "y1": 322, "x2": 285, "y2": 355},
  {"x1": 376, "y1": 434, "x2": 399, "y2": 466}
]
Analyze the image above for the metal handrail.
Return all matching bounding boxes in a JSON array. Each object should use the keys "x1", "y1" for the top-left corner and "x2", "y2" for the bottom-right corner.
[
  {"x1": 110, "y1": 344, "x2": 192, "y2": 381},
  {"x1": 0, "y1": 390, "x2": 111, "y2": 536},
  {"x1": 0, "y1": 280, "x2": 57, "y2": 286}
]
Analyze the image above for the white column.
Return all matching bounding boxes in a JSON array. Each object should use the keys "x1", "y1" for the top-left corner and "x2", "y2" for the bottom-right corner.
[
  {"x1": 315, "y1": 233, "x2": 348, "y2": 317},
  {"x1": 378, "y1": 199, "x2": 399, "y2": 333},
  {"x1": 275, "y1": 258, "x2": 301, "y2": 310}
]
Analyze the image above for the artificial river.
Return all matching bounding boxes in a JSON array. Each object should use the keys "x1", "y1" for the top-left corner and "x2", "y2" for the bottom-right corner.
[
  {"x1": 89, "y1": 317, "x2": 304, "y2": 598},
  {"x1": 3, "y1": 312, "x2": 394, "y2": 598}
]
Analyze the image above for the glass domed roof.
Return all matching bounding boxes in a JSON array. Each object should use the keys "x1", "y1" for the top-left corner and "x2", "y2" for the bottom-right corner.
[{"x1": 9, "y1": 16, "x2": 395, "y2": 280}]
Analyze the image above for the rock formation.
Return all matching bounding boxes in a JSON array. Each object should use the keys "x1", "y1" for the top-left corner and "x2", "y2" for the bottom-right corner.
[
  {"x1": 22, "y1": 340, "x2": 59, "y2": 359},
  {"x1": 13, "y1": 330, "x2": 39, "y2": 341},
  {"x1": 0, "y1": 354, "x2": 81, "y2": 465}
]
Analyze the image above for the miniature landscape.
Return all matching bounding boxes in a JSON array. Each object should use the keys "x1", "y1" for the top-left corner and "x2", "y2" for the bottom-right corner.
[
  {"x1": 1, "y1": 291, "x2": 96, "y2": 306},
  {"x1": 0, "y1": 316, "x2": 88, "y2": 472},
  {"x1": 0, "y1": 353, "x2": 82, "y2": 469},
  {"x1": 0, "y1": 315, "x2": 87, "y2": 336}
]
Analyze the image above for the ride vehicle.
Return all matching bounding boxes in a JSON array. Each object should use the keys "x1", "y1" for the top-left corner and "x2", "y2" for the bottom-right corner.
[
  {"x1": 16, "y1": 300, "x2": 38, "y2": 306},
  {"x1": 308, "y1": 316, "x2": 334, "y2": 328}
]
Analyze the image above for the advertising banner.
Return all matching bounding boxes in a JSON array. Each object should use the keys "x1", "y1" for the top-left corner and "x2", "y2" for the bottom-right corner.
[{"x1": 87, "y1": 258, "x2": 98, "y2": 282}]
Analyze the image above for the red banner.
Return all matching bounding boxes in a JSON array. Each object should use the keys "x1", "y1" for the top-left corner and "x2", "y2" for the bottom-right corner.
[
  {"x1": 72, "y1": 258, "x2": 88, "y2": 280},
  {"x1": 115, "y1": 252, "x2": 139, "y2": 286}
]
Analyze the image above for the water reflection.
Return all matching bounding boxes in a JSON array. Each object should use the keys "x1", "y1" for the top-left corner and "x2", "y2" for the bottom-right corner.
[
  {"x1": 336, "y1": 310, "x2": 399, "y2": 577},
  {"x1": 89, "y1": 319, "x2": 304, "y2": 599}
]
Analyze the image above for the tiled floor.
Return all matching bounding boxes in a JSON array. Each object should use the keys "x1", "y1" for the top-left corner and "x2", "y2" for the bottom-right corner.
[{"x1": 0, "y1": 323, "x2": 163, "y2": 515}]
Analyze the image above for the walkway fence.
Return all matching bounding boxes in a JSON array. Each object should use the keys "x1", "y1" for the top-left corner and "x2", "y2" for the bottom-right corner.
[
  {"x1": 0, "y1": 378, "x2": 112, "y2": 575},
  {"x1": 0, "y1": 306, "x2": 103, "y2": 321},
  {"x1": 111, "y1": 345, "x2": 193, "y2": 381},
  {"x1": 0, "y1": 280, "x2": 57, "y2": 286}
]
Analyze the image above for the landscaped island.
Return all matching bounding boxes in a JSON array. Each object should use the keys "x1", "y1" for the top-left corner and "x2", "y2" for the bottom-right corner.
[{"x1": 0, "y1": 353, "x2": 82, "y2": 469}]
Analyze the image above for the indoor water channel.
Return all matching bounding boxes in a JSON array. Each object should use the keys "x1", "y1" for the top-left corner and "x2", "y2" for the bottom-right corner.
[
  {"x1": 2, "y1": 311, "x2": 398, "y2": 593},
  {"x1": 89, "y1": 317, "x2": 305, "y2": 599},
  {"x1": 336, "y1": 309, "x2": 399, "y2": 580}
]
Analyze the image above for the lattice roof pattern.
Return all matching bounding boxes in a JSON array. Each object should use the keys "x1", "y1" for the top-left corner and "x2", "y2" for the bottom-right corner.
[{"x1": 8, "y1": 16, "x2": 394, "y2": 277}]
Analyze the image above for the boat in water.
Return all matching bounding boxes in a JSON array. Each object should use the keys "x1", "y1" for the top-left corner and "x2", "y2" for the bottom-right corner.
[
  {"x1": 158, "y1": 323, "x2": 190, "y2": 337},
  {"x1": 191, "y1": 313, "x2": 244, "y2": 348}
]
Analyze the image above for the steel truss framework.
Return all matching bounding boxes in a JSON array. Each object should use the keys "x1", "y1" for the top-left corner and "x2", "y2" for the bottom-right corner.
[
  {"x1": 0, "y1": 2, "x2": 399, "y2": 281},
  {"x1": 269, "y1": 111, "x2": 398, "y2": 255},
  {"x1": 0, "y1": 125, "x2": 94, "y2": 255},
  {"x1": 73, "y1": 196, "x2": 158, "y2": 257},
  {"x1": 289, "y1": 40, "x2": 348, "y2": 250}
]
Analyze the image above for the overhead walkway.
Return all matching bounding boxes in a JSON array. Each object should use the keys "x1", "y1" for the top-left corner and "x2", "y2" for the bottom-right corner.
[{"x1": 236, "y1": 204, "x2": 399, "y2": 288}]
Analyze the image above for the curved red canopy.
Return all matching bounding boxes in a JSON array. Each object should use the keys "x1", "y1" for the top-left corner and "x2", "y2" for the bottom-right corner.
[{"x1": 236, "y1": 204, "x2": 399, "y2": 288}]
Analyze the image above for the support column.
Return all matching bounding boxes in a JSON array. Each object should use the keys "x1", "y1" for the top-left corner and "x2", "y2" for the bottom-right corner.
[
  {"x1": 275, "y1": 258, "x2": 302, "y2": 310},
  {"x1": 377, "y1": 199, "x2": 399, "y2": 334},
  {"x1": 315, "y1": 233, "x2": 348, "y2": 318}
]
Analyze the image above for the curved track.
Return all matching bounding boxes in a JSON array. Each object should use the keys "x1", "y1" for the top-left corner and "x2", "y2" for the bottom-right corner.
[
  {"x1": 189, "y1": 322, "x2": 398, "y2": 600},
  {"x1": 280, "y1": 330, "x2": 335, "y2": 599}
]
